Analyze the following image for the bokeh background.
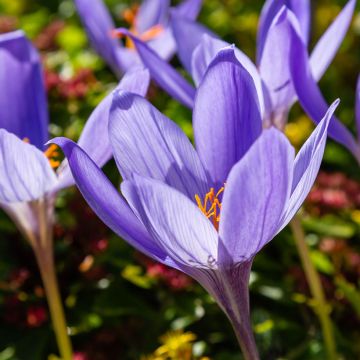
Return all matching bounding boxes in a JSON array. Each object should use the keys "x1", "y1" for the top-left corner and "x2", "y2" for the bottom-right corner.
[{"x1": 0, "y1": 0, "x2": 360, "y2": 359}]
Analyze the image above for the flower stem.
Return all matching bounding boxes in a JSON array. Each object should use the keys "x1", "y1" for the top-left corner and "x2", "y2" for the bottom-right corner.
[
  {"x1": 32, "y1": 199, "x2": 73, "y2": 360},
  {"x1": 231, "y1": 318, "x2": 259, "y2": 360},
  {"x1": 290, "y1": 215, "x2": 337, "y2": 360},
  {"x1": 35, "y1": 251, "x2": 73, "y2": 360}
]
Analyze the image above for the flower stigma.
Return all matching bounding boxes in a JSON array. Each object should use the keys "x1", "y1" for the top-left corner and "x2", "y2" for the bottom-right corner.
[{"x1": 195, "y1": 186, "x2": 225, "y2": 231}]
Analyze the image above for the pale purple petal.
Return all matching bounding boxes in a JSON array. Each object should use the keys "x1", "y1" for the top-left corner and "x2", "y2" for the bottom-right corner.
[
  {"x1": 116, "y1": 29, "x2": 195, "y2": 108},
  {"x1": 257, "y1": 0, "x2": 310, "y2": 62},
  {"x1": 171, "y1": 16, "x2": 215, "y2": 74},
  {"x1": 289, "y1": 24, "x2": 359, "y2": 158},
  {"x1": 109, "y1": 91, "x2": 209, "y2": 198},
  {"x1": 0, "y1": 30, "x2": 48, "y2": 150},
  {"x1": 55, "y1": 68, "x2": 150, "y2": 191},
  {"x1": 310, "y1": 0, "x2": 355, "y2": 82},
  {"x1": 136, "y1": 0, "x2": 170, "y2": 33},
  {"x1": 218, "y1": 128, "x2": 294, "y2": 264},
  {"x1": 122, "y1": 175, "x2": 218, "y2": 268},
  {"x1": 173, "y1": 0, "x2": 203, "y2": 20},
  {"x1": 191, "y1": 34, "x2": 265, "y2": 117},
  {"x1": 0, "y1": 129, "x2": 57, "y2": 203},
  {"x1": 193, "y1": 47, "x2": 262, "y2": 186},
  {"x1": 147, "y1": 27, "x2": 176, "y2": 60},
  {"x1": 51, "y1": 137, "x2": 176, "y2": 267},
  {"x1": 278, "y1": 101, "x2": 339, "y2": 230},
  {"x1": 258, "y1": 7, "x2": 301, "y2": 125},
  {"x1": 74, "y1": 0, "x2": 131, "y2": 76}
]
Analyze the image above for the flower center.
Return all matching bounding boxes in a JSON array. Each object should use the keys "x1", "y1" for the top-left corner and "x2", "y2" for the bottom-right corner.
[
  {"x1": 113, "y1": 6, "x2": 164, "y2": 50},
  {"x1": 195, "y1": 186, "x2": 225, "y2": 231}
]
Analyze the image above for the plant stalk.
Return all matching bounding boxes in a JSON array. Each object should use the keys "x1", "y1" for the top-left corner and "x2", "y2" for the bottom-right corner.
[
  {"x1": 290, "y1": 215, "x2": 337, "y2": 360},
  {"x1": 32, "y1": 199, "x2": 73, "y2": 360}
]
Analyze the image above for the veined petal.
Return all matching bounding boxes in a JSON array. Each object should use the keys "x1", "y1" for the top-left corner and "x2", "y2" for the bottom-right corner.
[
  {"x1": 109, "y1": 91, "x2": 209, "y2": 198},
  {"x1": 0, "y1": 129, "x2": 57, "y2": 203},
  {"x1": 193, "y1": 47, "x2": 262, "y2": 186},
  {"x1": 258, "y1": 7, "x2": 301, "y2": 123},
  {"x1": 173, "y1": 0, "x2": 203, "y2": 20},
  {"x1": 136, "y1": 0, "x2": 170, "y2": 34},
  {"x1": 0, "y1": 30, "x2": 48, "y2": 150},
  {"x1": 171, "y1": 15, "x2": 215, "y2": 74},
  {"x1": 74, "y1": 0, "x2": 129, "y2": 77},
  {"x1": 278, "y1": 101, "x2": 339, "y2": 230},
  {"x1": 218, "y1": 128, "x2": 294, "y2": 265},
  {"x1": 191, "y1": 34, "x2": 265, "y2": 116},
  {"x1": 51, "y1": 137, "x2": 175, "y2": 266},
  {"x1": 310, "y1": 0, "x2": 355, "y2": 82},
  {"x1": 289, "y1": 24, "x2": 359, "y2": 158},
  {"x1": 116, "y1": 29, "x2": 195, "y2": 108},
  {"x1": 55, "y1": 68, "x2": 150, "y2": 191},
  {"x1": 122, "y1": 175, "x2": 218, "y2": 268},
  {"x1": 257, "y1": 0, "x2": 310, "y2": 62}
]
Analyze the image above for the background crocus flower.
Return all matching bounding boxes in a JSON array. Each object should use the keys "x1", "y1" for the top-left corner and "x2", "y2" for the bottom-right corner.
[
  {"x1": 0, "y1": 30, "x2": 150, "y2": 360},
  {"x1": 52, "y1": 48, "x2": 338, "y2": 359},
  {"x1": 74, "y1": 0, "x2": 202, "y2": 77},
  {"x1": 119, "y1": 0, "x2": 355, "y2": 135},
  {"x1": 288, "y1": 17, "x2": 360, "y2": 164}
]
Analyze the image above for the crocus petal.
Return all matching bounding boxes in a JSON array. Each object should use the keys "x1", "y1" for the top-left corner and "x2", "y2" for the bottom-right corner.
[
  {"x1": 109, "y1": 91, "x2": 209, "y2": 198},
  {"x1": 117, "y1": 29, "x2": 195, "y2": 108},
  {"x1": 356, "y1": 75, "x2": 360, "y2": 142},
  {"x1": 278, "y1": 101, "x2": 339, "y2": 230},
  {"x1": 193, "y1": 47, "x2": 262, "y2": 186},
  {"x1": 289, "y1": 24, "x2": 360, "y2": 158},
  {"x1": 310, "y1": 0, "x2": 355, "y2": 82},
  {"x1": 0, "y1": 30, "x2": 48, "y2": 150},
  {"x1": 122, "y1": 175, "x2": 218, "y2": 268},
  {"x1": 171, "y1": 16, "x2": 216, "y2": 74},
  {"x1": 0, "y1": 129, "x2": 57, "y2": 203},
  {"x1": 136, "y1": 0, "x2": 170, "y2": 33},
  {"x1": 259, "y1": 7, "x2": 301, "y2": 125},
  {"x1": 55, "y1": 68, "x2": 150, "y2": 192},
  {"x1": 191, "y1": 34, "x2": 265, "y2": 117},
  {"x1": 74, "y1": 0, "x2": 131, "y2": 76},
  {"x1": 257, "y1": 0, "x2": 310, "y2": 62},
  {"x1": 147, "y1": 27, "x2": 176, "y2": 60},
  {"x1": 173, "y1": 0, "x2": 203, "y2": 20},
  {"x1": 218, "y1": 128, "x2": 294, "y2": 265},
  {"x1": 51, "y1": 137, "x2": 176, "y2": 267}
]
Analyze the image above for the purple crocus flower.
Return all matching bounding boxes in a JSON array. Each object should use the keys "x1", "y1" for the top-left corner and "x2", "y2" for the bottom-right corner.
[
  {"x1": 288, "y1": 15, "x2": 360, "y2": 163},
  {"x1": 52, "y1": 48, "x2": 338, "y2": 359},
  {"x1": 0, "y1": 30, "x2": 150, "y2": 246},
  {"x1": 116, "y1": 0, "x2": 357, "y2": 154},
  {"x1": 74, "y1": 0, "x2": 202, "y2": 77}
]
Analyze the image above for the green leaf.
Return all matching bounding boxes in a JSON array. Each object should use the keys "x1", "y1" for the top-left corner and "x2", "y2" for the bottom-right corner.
[{"x1": 335, "y1": 277, "x2": 360, "y2": 317}]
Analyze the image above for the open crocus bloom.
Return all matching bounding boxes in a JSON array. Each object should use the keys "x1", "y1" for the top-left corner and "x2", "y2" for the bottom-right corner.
[
  {"x1": 118, "y1": 0, "x2": 359, "y2": 160},
  {"x1": 74, "y1": 0, "x2": 202, "y2": 77},
  {"x1": 0, "y1": 30, "x2": 150, "y2": 245},
  {"x1": 53, "y1": 48, "x2": 338, "y2": 358}
]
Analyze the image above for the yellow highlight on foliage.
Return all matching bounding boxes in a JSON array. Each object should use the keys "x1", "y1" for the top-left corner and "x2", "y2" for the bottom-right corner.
[
  {"x1": 254, "y1": 319, "x2": 274, "y2": 334},
  {"x1": 351, "y1": 210, "x2": 360, "y2": 224},
  {"x1": 285, "y1": 115, "x2": 313, "y2": 149}
]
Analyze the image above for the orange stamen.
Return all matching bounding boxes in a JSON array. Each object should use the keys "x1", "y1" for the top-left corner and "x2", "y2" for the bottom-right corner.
[
  {"x1": 195, "y1": 186, "x2": 225, "y2": 231},
  {"x1": 44, "y1": 144, "x2": 61, "y2": 169},
  {"x1": 122, "y1": 4, "x2": 139, "y2": 26}
]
